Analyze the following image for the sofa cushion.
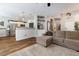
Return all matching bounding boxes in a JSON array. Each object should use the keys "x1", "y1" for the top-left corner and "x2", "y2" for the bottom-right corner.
[
  {"x1": 36, "y1": 36, "x2": 53, "y2": 47},
  {"x1": 53, "y1": 31, "x2": 65, "y2": 38},
  {"x1": 53, "y1": 37, "x2": 64, "y2": 46},
  {"x1": 64, "y1": 39, "x2": 79, "y2": 51},
  {"x1": 65, "y1": 31, "x2": 79, "y2": 40},
  {"x1": 53, "y1": 31, "x2": 65, "y2": 46}
]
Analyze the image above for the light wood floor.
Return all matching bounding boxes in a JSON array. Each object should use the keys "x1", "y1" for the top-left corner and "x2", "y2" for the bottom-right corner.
[
  {"x1": 8, "y1": 44, "x2": 79, "y2": 56},
  {"x1": 0, "y1": 37, "x2": 36, "y2": 56}
]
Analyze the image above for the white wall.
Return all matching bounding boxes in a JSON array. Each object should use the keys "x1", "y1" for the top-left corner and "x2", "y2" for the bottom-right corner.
[
  {"x1": 25, "y1": 20, "x2": 34, "y2": 28},
  {"x1": 61, "y1": 13, "x2": 79, "y2": 31},
  {"x1": 0, "y1": 17, "x2": 10, "y2": 37},
  {"x1": 0, "y1": 16, "x2": 9, "y2": 29}
]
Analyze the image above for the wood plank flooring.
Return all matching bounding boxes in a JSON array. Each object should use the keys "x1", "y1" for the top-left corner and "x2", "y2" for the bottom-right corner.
[{"x1": 0, "y1": 37, "x2": 36, "y2": 56}]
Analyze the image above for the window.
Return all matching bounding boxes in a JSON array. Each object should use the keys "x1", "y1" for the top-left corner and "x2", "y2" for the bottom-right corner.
[{"x1": 29, "y1": 23, "x2": 34, "y2": 28}]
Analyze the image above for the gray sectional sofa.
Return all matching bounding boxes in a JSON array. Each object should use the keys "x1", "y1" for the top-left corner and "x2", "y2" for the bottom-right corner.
[{"x1": 53, "y1": 31, "x2": 79, "y2": 51}]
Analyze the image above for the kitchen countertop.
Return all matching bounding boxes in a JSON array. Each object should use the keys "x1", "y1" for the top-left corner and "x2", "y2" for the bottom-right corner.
[{"x1": 16, "y1": 27, "x2": 35, "y2": 30}]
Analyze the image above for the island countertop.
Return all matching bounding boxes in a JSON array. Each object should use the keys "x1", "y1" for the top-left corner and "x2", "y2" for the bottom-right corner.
[
  {"x1": 15, "y1": 27, "x2": 37, "y2": 41},
  {"x1": 16, "y1": 27, "x2": 35, "y2": 30},
  {"x1": 0, "y1": 28, "x2": 8, "y2": 37}
]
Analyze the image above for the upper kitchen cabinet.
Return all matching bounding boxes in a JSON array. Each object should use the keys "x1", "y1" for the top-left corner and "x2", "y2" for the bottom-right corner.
[{"x1": 37, "y1": 16, "x2": 45, "y2": 30}]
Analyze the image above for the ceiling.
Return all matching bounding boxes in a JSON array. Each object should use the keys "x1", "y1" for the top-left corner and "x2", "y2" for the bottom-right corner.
[{"x1": 0, "y1": 3, "x2": 79, "y2": 17}]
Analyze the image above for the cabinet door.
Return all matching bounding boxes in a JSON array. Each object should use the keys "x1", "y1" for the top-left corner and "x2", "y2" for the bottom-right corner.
[{"x1": 16, "y1": 30, "x2": 27, "y2": 41}]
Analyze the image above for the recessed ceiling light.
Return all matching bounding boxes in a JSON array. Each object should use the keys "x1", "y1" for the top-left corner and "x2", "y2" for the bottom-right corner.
[{"x1": 66, "y1": 12, "x2": 71, "y2": 16}]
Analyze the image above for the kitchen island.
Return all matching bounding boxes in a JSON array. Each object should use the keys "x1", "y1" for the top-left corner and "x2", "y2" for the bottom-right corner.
[
  {"x1": 0, "y1": 28, "x2": 8, "y2": 37},
  {"x1": 16, "y1": 27, "x2": 37, "y2": 41}
]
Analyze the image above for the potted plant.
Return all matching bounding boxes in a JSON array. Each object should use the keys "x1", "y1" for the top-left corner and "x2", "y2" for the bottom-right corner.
[{"x1": 74, "y1": 22, "x2": 79, "y2": 31}]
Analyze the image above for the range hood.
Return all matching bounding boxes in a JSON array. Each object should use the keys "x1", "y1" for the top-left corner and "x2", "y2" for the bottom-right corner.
[{"x1": 9, "y1": 20, "x2": 27, "y2": 23}]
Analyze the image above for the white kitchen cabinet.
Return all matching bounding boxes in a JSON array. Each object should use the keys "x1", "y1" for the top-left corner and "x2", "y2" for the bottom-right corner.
[
  {"x1": 16, "y1": 27, "x2": 36, "y2": 41},
  {"x1": 0, "y1": 29, "x2": 7, "y2": 37}
]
